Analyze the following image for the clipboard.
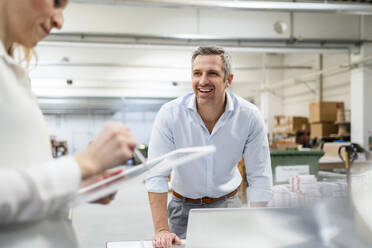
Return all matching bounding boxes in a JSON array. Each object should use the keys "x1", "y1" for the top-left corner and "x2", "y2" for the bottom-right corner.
[{"x1": 71, "y1": 145, "x2": 216, "y2": 207}]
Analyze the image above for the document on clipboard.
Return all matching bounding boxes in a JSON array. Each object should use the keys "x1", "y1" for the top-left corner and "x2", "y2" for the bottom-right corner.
[{"x1": 71, "y1": 145, "x2": 216, "y2": 207}]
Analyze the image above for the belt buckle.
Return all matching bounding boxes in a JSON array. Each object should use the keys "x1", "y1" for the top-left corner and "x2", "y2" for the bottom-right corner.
[{"x1": 200, "y1": 197, "x2": 206, "y2": 205}]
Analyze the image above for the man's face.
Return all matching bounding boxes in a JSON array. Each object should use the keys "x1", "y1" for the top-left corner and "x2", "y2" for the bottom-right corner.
[{"x1": 192, "y1": 55, "x2": 232, "y2": 107}]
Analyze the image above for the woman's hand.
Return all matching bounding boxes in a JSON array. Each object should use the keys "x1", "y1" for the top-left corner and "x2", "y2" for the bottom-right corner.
[
  {"x1": 75, "y1": 121, "x2": 137, "y2": 180},
  {"x1": 81, "y1": 168, "x2": 123, "y2": 205}
]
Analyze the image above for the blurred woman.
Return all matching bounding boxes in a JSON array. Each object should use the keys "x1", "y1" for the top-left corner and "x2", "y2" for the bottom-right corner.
[{"x1": 0, "y1": 0, "x2": 138, "y2": 247}]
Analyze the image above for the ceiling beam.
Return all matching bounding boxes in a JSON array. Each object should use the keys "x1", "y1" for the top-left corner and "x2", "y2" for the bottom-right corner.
[
  {"x1": 71, "y1": 0, "x2": 372, "y2": 15},
  {"x1": 44, "y1": 32, "x2": 364, "y2": 53}
]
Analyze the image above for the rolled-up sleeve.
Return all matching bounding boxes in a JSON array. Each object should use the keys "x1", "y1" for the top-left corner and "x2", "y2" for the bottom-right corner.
[
  {"x1": 0, "y1": 156, "x2": 81, "y2": 224},
  {"x1": 145, "y1": 104, "x2": 175, "y2": 193},
  {"x1": 244, "y1": 109, "x2": 273, "y2": 203}
]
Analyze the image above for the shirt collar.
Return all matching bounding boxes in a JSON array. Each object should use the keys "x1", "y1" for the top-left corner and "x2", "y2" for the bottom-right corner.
[
  {"x1": 186, "y1": 94, "x2": 197, "y2": 111},
  {"x1": 225, "y1": 91, "x2": 234, "y2": 113},
  {"x1": 186, "y1": 91, "x2": 235, "y2": 113},
  {"x1": 0, "y1": 42, "x2": 18, "y2": 66},
  {"x1": 0, "y1": 42, "x2": 8, "y2": 58}
]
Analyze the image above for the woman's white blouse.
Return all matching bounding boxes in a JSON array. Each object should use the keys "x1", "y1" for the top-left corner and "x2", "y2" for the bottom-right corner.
[{"x1": 0, "y1": 43, "x2": 82, "y2": 248}]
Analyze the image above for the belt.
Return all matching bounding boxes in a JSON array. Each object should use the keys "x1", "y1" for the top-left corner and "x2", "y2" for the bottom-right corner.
[{"x1": 172, "y1": 188, "x2": 239, "y2": 205}]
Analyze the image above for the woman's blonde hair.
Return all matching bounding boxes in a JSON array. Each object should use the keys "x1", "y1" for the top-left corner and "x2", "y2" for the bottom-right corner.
[{"x1": 9, "y1": 43, "x2": 37, "y2": 69}]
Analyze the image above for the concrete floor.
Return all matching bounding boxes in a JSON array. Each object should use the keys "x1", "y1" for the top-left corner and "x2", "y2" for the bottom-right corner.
[{"x1": 72, "y1": 181, "x2": 154, "y2": 248}]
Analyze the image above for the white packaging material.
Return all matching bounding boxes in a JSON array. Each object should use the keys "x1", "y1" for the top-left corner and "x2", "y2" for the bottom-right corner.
[
  {"x1": 269, "y1": 176, "x2": 347, "y2": 208},
  {"x1": 289, "y1": 175, "x2": 317, "y2": 193},
  {"x1": 269, "y1": 185, "x2": 292, "y2": 208},
  {"x1": 275, "y1": 165, "x2": 310, "y2": 184},
  {"x1": 318, "y1": 181, "x2": 347, "y2": 198}
]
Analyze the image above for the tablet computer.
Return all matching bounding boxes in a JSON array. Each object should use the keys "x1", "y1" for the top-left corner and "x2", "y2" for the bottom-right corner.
[{"x1": 71, "y1": 145, "x2": 215, "y2": 207}]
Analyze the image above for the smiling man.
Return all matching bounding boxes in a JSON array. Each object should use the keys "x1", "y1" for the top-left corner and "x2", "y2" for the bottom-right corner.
[{"x1": 145, "y1": 46, "x2": 273, "y2": 248}]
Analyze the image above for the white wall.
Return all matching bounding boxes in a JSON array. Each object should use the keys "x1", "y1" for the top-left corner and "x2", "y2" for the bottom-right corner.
[
  {"x1": 199, "y1": 9, "x2": 290, "y2": 38},
  {"x1": 31, "y1": 2, "x2": 363, "y2": 100},
  {"x1": 63, "y1": 4, "x2": 199, "y2": 35},
  {"x1": 62, "y1": 3, "x2": 291, "y2": 38},
  {"x1": 44, "y1": 111, "x2": 157, "y2": 155},
  {"x1": 322, "y1": 54, "x2": 351, "y2": 107},
  {"x1": 281, "y1": 53, "x2": 350, "y2": 117},
  {"x1": 351, "y1": 43, "x2": 372, "y2": 152},
  {"x1": 34, "y1": 45, "x2": 353, "y2": 138},
  {"x1": 258, "y1": 54, "x2": 284, "y2": 138},
  {"x1": 31, "y1": 45, "x2": 267, "y2": 99},
  {"x1": 34, "y1": 2, "x2": 365, "y2": 137},
  {"x1": 36, "y1": 47, "x2": 353, "y2": 138},
  {"x1": 364, "y1": 16, "x2": 372, "y2": 39},
  {"x1": 62, "y1": 3, "x2": 363, "y2": 40},
  {"x1": 33, "y1": 3, "x2": 364, "y2": 96},
  {"x1": 293, "y1": 13, "x2": 360, "y2": 39}
]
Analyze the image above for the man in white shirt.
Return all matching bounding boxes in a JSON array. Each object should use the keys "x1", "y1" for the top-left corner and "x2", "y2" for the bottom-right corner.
[{"x1": 145, "y1": 46, "x2": 273, "y2": 248}]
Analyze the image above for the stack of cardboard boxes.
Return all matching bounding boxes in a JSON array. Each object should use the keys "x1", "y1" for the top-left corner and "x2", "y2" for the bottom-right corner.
[
  {"x1": 273, "y1": 116, "x2": 309, "y2": 135},
  {"x1": 309, "y1": 102, "x2": 344, "y2": 138},
  {"x1": 273, "y1": 116, "x2": 309, "y2": 149}
]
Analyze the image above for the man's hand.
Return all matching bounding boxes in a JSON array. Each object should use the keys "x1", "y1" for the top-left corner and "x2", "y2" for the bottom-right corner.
[{"x1": 152, "y1": 230, "x2": 182, "y2": 248}]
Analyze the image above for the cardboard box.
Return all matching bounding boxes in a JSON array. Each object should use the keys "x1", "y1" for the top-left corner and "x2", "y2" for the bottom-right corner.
[
  {"x1": 309, "y1": 102, "x2": 344, "y2": 123},
  {"x1": 274, "y1": 116, "x2": 309, "y2": 134},
  {"x1": 310, "y1": 122, "x2": 338, "y2": 138},
  {"x1": 288, "y1": 117, "x2": 309, "y2": 132},
  {"x1": 279, "y1": 116, "x2": 288, "y2": 125},
  {"x1": 274, "y1": 115, "x2": 285, "y2": 126},
  {"x1": 273, "y1": 143, "x2": 301, "y2": 150}
]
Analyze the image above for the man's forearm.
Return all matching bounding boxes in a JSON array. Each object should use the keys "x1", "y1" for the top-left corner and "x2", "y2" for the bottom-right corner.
[{"x1": 148, "y1": 192, "x2": 169, "y2": 233}]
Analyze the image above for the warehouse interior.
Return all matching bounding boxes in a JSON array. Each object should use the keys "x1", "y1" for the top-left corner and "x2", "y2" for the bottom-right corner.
[{"x1": 24, "y1": 0, "x2": 372, "y2": 247}]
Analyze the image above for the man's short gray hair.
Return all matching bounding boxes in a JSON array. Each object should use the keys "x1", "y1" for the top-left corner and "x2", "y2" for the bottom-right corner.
[{"x1": 191, "y1": 46, "x2": 232, "y2": 81}]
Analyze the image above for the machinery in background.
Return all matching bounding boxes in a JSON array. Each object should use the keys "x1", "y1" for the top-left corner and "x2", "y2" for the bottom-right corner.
[
  {"x1": 129, "y1": 144, "x2": 148, "y2": 166},
  {"x1": 338, "y1": 143, "x2": 360, "y2": 194},
  {"x1": 50, "y1": 136, "x2": 68, "y2": 158}
]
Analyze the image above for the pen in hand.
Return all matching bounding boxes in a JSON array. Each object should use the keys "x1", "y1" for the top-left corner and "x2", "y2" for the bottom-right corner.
[{"x1": 134, "y1": 148, "x2": 147, "y2": 164}]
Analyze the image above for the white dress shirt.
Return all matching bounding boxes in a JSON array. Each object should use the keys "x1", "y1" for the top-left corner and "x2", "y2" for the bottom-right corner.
[
  {"x1": 0, "y1": 43, "x2": 81, "y2": 247},
  {"x1": 145, "y1": 91, "x2": 272, "y2": 202}
]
